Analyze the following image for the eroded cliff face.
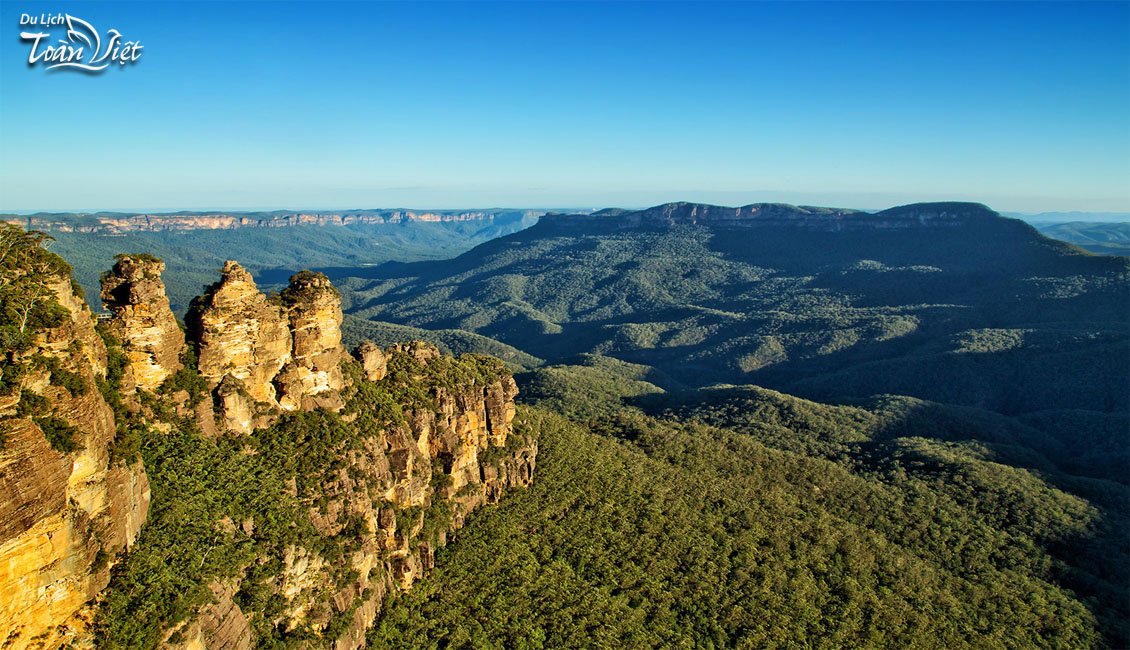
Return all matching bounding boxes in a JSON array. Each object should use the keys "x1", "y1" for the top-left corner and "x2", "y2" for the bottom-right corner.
[
  {"x1": 187, "y1": 262, "x2": 352, "y2": 433},
  {"x1": 0, "y1": 276, "x2": 150, "y2": 650},
  {"x1": 276, "y1": 272, "x2": 345, "y2": 413},
  {"x1": 188, "y1": 261, "x2": 293, "y2": 420},
  {"x1": 152, "y1": 341, "x2": 536, "y2": 650},
  {"x1": 100, "y1": 255, "x2": 185, "y2": 392},
  {"x1": 1, "y1": 248, "x2": 537, "y2": 650}
]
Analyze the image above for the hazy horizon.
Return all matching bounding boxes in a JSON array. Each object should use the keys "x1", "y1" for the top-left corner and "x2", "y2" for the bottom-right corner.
[{"x1": 4, "y1": 200, "x2": 1130, "y2": 221}]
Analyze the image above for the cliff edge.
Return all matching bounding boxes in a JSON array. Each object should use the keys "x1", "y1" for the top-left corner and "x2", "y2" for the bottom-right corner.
[{"x1": 0, "y1": 233, "x2": 538, "y2": 650}]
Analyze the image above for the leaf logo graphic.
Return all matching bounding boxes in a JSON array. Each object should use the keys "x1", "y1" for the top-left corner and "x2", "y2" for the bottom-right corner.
[
  {"x1": 20, "y1": 14, "x2": 143, "y2": 72},
  {"x1": 55, "y1": 15, "x2": 106, "y2": 71}
]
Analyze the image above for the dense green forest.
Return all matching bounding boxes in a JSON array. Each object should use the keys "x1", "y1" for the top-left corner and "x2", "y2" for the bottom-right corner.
[
  {"x1": 26, "y1": 201, "x2": 1130, "y2": 648},
  {"x1": 341, "y1": 315, "x2": 542, "y2": 372},
  {"x1": 333, "y1": 203, "x2": 1128, "y2": 416},
  {"x1": 371, "y1": 400, "x2": 1124, "y2": 648},
  {"x1": 351, "y1": 203, "x2": 1128, "y2": 648}
]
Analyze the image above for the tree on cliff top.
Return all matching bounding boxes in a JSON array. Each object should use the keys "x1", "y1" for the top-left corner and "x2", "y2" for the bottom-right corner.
[{"x1": 0, "y1": 223, "x2": 73, "y2": 389}]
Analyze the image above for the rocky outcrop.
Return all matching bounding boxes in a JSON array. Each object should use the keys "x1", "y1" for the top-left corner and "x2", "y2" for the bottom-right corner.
[
  {"x1": 188, "y1": 261, "x2": 292, "y2": 418},
  {"x1": 276, "y1": 271, "x2": 345, "y2": 412},
  {"x1": 100, "y1": 255, "x2": 185, "y2": 392},
  {"x1": 138, "y1": 341, "x2": 535, "y2": 650},
  {"x1": 1, "y1": 252, "x2": 537, "y2": 650},
  {"x1": 255, "y1": 342, "x2": 535, "y2": 648},
  {"x1": 187, "y1": 263, "x2": 354, "y2": 433},
  {"x1": 163, "y1": 581, "x2": 253, "y2": 650},
  {"x1": 354, "y1": 342, "x2": 386, "y2": 381},
  {"x1": 0, "y1": 276, "x2": 150, "y2": 650}
]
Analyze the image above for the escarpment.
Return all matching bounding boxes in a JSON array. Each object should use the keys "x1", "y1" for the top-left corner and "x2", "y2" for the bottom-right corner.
[
  {"x1": 1, "y1": 241, "x2": 537, "y2": 650},
  {"x1": 0, "y1": 244, "x2": 150, "y2": 650},
  {"x1": 540, "y1": 200, "x2": 1007, "y2": 232},
  {"x1": 5, "y1": 209, "x2": 540, "y2": 234}
]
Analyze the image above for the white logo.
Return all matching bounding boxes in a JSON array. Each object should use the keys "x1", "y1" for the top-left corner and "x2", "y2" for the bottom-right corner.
[{"x1": 20, "y1": 13, "x2": 143, "y2": 71}]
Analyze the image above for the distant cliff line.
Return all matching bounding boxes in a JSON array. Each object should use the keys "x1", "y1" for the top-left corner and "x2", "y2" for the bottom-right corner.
[
  {"x1": 2, "y1": 208, "x2": 543, "y2": 233},
  {"x1": 4, "y1": 200, "x2": 1033, "y2": 236},
  {"x1": 538, "y1": 201, "x2": 1014, "y2": 233}
]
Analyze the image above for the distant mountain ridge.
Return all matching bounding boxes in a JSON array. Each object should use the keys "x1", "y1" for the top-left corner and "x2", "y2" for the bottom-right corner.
[
  {"x1": 19, "y1": 210, "x2": 544, "y2": 314},
  {"x1": 336, "y1": 199, "x2": 1127, "y2": 412},
  {"x1": 542, "y1": 201, "x2": 1009, "y2": 232},
  {"x1": 1007, "y1": 210, "x2": 1130, "y2": 224},
  {"x1": 2, "y1": 208, "x2": 542, "y2": 233},
  {"x1": 1033, "y1": 221, "x2": 1130, "y2": 256}
]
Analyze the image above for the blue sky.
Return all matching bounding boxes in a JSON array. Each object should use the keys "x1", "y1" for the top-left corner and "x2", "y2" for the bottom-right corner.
[{"x1": 0, "y1": 1, "x2": 1127, "y2": 213}]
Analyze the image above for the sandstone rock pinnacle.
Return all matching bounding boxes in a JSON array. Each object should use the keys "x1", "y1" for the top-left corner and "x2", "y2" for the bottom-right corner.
[
  {"x1": 99, "y1": 255, "x2": 185, "y2": 392},
  {"x1": 187, "y1": 261, "x2": 293, "y2": 420},
  {"x1": 277, "y1": 271, "x2": 346, "y2": 411},
  {"x1": 186, "y1": 263, "x2": 350, "y2": 433},
  {"x1": 354, "y1": 342, "x2": 387, "y2": 381}
]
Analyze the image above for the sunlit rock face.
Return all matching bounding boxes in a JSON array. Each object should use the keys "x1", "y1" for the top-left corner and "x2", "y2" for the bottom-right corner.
[
  {"x1": 188, "y1": 261, "x2": 293, "y2": 418},
  {"x1": 1, "y1": 256, "x2": 537, "y2": 650},
  {"x1": 186, "y1": 264, "x2": 350, "y2": 433},
  {"x1": 276, "y1": 271, "x2": 346, "y2": 412},
  {"x1": 100, "y1": 255, "x2": 186, "y2": 392},
  {"x1": 354, "y1": 342, "x2": 387, "y2": 381},
  {"x1": 0, "y1": 278, "x2": 150, "y2": 650}
]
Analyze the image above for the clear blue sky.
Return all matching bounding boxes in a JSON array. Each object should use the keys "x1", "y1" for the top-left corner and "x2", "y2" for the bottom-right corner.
[{"x1": 1, "y1": 1, "x2": 1127, "y2": 213}]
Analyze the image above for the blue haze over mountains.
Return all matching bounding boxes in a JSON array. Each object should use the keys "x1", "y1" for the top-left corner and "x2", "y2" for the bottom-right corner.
[{"x1": 17, "y1": 198, "x2": 1130, "y2": 647}]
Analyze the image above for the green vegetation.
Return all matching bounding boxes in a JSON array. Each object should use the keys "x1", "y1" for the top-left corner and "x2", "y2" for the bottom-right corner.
[
  {"x1": 371, "y1": 405, "x2": 1114, "y2": 649},
  {"x1": 0, "y1": 224, "x2": 71, "y2": 357},
  {"x1": 337, "y1": 206, "x2": 1127, "y2": 417},
  {"x1": 34, "y1": 415, "x2": 83, "y2": 453},
  {"x1": 342, "y1": 315, "x2": 542, "y2": 371},
  {"x1": 158, "y1": 347, "x2": 211, "y2": 407},
  {"x1": 515, "y1": 354, "x2": 670, "y2": 419},
  {"x1": 44, "y1": 356, "x2": 88, "y2": 396},
  {"x1": 354, "y1": 204, "x2": 1127, "y2": 648},
  {"x1": 94, "y1": 348, "x2": 515, "y2": 650},
  {"x1": 0, "y1": 224, "x2": 83, "y2": 451}
]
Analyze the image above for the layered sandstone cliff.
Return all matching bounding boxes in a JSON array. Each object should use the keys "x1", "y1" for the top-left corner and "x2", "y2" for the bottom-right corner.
[
  {"x1": 2, "y1": 250, "x2": 537, "y2": 650},
  {"x1": 0, "y1": 275, "x2": 150, "y2": 650},
  {"x1": 99, "y1": 255, "x2": 185, "y2": 392},
  {"x1": 276, "y1": 271, "x2": 346, "y2": 412},
  {"x1": 188, "y1": 261, "x2": 293, "y2": 417},
  {"x1": 186, "y1": 262, "x2": 351, "y2": 433},
  {"x1": 5, "y1": 210, "x2": 541, "y2": 234}
]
